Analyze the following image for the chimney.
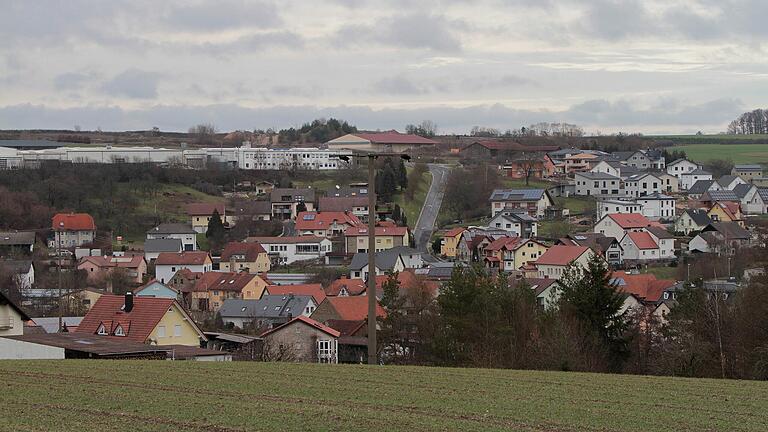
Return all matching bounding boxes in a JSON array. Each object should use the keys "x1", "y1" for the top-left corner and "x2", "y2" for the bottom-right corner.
[
  {"x1": 230, "y1": 255, "x2": 236, "y2": 271},
  {"x1": 124, "y1": 292, "x2": 134, "y2": 313}
]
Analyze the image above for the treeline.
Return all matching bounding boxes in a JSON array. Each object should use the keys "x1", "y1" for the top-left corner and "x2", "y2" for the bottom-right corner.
[
  {"x1": 374, "y1": 157, "x2": 408, "y2": 203},
  {"x1": 381, "y1": 254, "x2": 768, "y2": 380},
  {"x1": 728, "y1": 109, "x2": 768, "y2": 135},
  {"x1": 278, "y1": 118, "x2": 356, "y2": 144},
  {"x1": 442, "y1": 164, "x2": 500, "y2": 224}
]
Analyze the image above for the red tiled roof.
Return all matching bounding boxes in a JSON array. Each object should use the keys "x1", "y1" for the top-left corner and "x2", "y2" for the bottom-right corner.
[
  {"x1": 354, "y1": 131, "x2": 438, "y2": 145},
  {"x1": 52, "y1": 213, "x2": 96, "y2": 231},
  {"x1": 325, "y1": 296, "x2": 386, "y2": 321},
  {"x1": 607, "y1": 213, "x2": 652, "y2": 228},
  {"x1": 266, "y1": 284, "x2": 326, "y2": 304},
  {"x1": 612, "y1": 271, "x2": 676, "y2": 303},
  {"x1": 246, "y1": 236, "x2": 329, "y2": 244},
  {"x1": 626, "y1": 232, "x2": 658, "y2": 250},
  {"x1": 76, "y1": 295, "x2": 177, "y2": 342},
  {"x1": 535, "y1": 245, "x2": 590, "y2": 266},
  {"x1": 345, "y1": 226, "x2": 408, "y2": 237},
  {"x1": 373, "y1": 270, "x2": 439, "y2": 298},
  {"x1": 220, "y1": 242, "x2": 266, "y2": 262},
  {"x1": 192, "y1": 272, "x2": 258, "y2": 293},
  {"x1": 260, "y1": 315, "x2": 340, "y2": 338},
  {"x1": 326, "y1": 319, "x2": 366, "y2": 337},
  {"x1": 186, "y1": 202, "x2": 225, "y2": 216},
  {"x1": 484, "y1": 236, "x2": 522, "y2": 252},
  {"x1": 326, "y1": 277, "x2": 367, "y2": 296},
  {"x1": 295, "y1": 211, "x2": 362, "y2": 231},
  {"x1": 155, "y1": 251, "x2": 211, "y2": 266},
  {"x1": 443, "y1": 227, "x2": 466, "y2": 238},
  {"x1": 79, "y1": 255, "x2": 145, "y2": 269}
]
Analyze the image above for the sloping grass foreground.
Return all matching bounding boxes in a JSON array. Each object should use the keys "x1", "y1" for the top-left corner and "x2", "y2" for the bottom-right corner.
[{"x1": 1, "y1": 360, "x2": 768, "y2": 431}]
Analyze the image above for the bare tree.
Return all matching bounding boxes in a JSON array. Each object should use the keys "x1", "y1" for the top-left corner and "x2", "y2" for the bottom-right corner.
[
  {"x1": 261, "y1": 338, "x2": 298, "y2": 362},
  {"x1": 188, "y1": 123, "x2": 218, "y2": 146}
]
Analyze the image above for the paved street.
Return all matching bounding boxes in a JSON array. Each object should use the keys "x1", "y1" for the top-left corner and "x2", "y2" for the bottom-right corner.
[{"x1": 413, "y1": 164, "x2": 451, "y2": 252}]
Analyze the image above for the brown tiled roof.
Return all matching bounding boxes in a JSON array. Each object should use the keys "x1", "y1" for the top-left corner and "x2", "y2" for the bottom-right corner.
[
  {"x1": 192, "y1": 272, "x2": 258, "y2": 293},
  {"x1": 155, "y1": 251, "x2": 210, "y2": 266},
  {"x1": 79, "y1": 255, "x2": 145, "y2": 269},
  {"x1": 535, "y1": 245, "x2": 590, "y2": 266},
  {"x1": 295, "y1": 211, "x2": 361, "y2": 231},
  {"x1": 324, "y1": 296, "x2": 386, "y2": 321},
  {"x1": 52, "y1": 213, "x2": 96, "y2": 231},
  {"x1": 326, "y1": 277, "x2": 366, "y2": 296},
  {"x1": 260, "y1": 315, "x2": 340, "y2": 338},
  {"x1": 186, "y1": 202, "x2": 225, "y2": 216},
  {"x1": 220, "y1": 242, "x2": 266, "y2": 262},
  {"x1": 76, "y1": 295, "x2": 178, "y2": 342},
  {"x1": 345, "y1": 226, "x2": 408, "y2": 237}
]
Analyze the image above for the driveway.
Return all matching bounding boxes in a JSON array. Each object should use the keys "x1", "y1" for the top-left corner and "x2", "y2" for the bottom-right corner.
[{"x1": 413, "y1": 164, "x2": 451, "y2": 252}]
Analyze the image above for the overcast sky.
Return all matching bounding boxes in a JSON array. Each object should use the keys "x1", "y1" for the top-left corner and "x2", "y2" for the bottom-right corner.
[{"x1": 1, "y1": 0, "x2": 766, "y2": 134}]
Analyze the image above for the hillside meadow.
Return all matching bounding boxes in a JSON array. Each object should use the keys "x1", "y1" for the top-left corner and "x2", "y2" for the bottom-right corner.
[
  {"x1": 1, "y1": 360, "x2": 768, "y2": 431},
  {"x1": 668, "y1": 143, "x2": 768, "y2": 165}
]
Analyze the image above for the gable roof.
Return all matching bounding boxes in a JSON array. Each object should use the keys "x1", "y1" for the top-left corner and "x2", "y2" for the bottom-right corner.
[
  {"x1": 266, "y1": 284, "x2": 326, "y2": 304},
  {"x1": 703, "y1": 222, "x2": 751, "y2": 240},
  {"x1": 702, "y1": 190, "x2": 740, "y2": 202},
  {"x1": 220, "y1": 242, "x2": 267, "y2": 262},
  {"x1": 350, "y1": 131, "x2": 438, "y2": 145},
  {"x1": 611, "y1": 271, "x2": 676, "y2": 303},
  {"x1": 0, "y1": 289, "x2": 30, "y2": 320},
  {"x1": 260, "y1": 315, "x2": 340, "y2": 338},
  {"x1": 326, "y1": 277, "x2": 367, "y2": 296},
  {"x1": 626, "y1": 231, "x2": 658, "y2": 249},
  {"x1": 186, "y1": 202, "x2": 225, "y2": 216},
  {"x1": 716, "y1": 175, "x2": 741, "y2": 188},
  {"x1": 349, "y1": 249, "x2": 405, "y2": 271},
  {"x1": 443, "y1": 227, "x2": 466, "y2": 238},
  {"x1": 646, "y1": 226, "x2": 673, "y2": 239},
  {"x1": 489, "y1": 189, "x2": 548, "y2": 202},
  {"x1": 52, "y1": 213, "x2": 96, "y2": 231},
  {"x1": 322, "y1": 296, "x2": 386, "y2": 321},
  {"x1": 144, "y1": 238, "x2": 183, "y2": 253},
  {"x1": 76, "y1": 295, "x2": 201, "y2": 343},
  {"x1": 270, "y1": 188, "x2": 315, "y2": 203},
  {"x1": 683, "y1": 209, "x2": 712, "y2": 226},
  {"x1": 0, "y1": 231, "x2": 35, "y2": 246},
  {"x1": 246, "y1": 235, "x2": 329, "y2": 245},
  {"x1": 325, "y1": 319, "x2": 366, "y2": 337},
  {"x1": 687, "y1": 180, "x2": 716, "y2": 195},
  {"x1": 192, "y1": 272, "x2": 260, "y2": 293},
  {"x1": 668, "y1": 158, "x2": 695, "y2": 167},
  {"x1": 685, "y1": 168, "x2": 711, "y2": 176},
  {"x1": 295, "y1": 211, "x2": 361, "y2": 231},
  {"x1": 734, "y1": 164, "x2": 762, "y2": 171},
  {"x1": 155, "y1": 251, "x2": 210, "y2": 266},
  {"x1": 147, "y1": 223, "x2": 196, "y2": 235},
  {"x1": 79, "y1": 255, "x2": 145, "y2": 269},
  {"x1": 575, "y1": 172, "x2": 620, "y2": 180},
  {"x1": 134, "y1": 280, "x2": 178, "y2": 296},
  {"x1": 607, "y1": 213, "x2": 652, "y2": 228},
  {"x1": 535, "y1": 245, "x2": 590, "y2": 266},
  {"x1": 318, "y1": 196, "x2": 368, "y2": 212},
  {"x1": 219, "y1": 295, "x2": 314, "y2": 319},
  {"x1": 559, "y1": 233, "x2": 619, "y2": 255},
  {"x1": 733, "y1": 183, "x2": 755, "y2": 199},
  {"x1": 344, "y1": 225, "x2": 408, "y2": 237}
]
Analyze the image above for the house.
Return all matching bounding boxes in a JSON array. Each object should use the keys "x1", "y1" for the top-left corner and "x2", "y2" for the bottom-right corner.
[
  {"x1": 485, "y1": 210, "x2": 538, "y2": 237},
  {"x1": 489, "y1": 188, "x2": 554, "y2": 218},
  {"x1": 590, "y1": 160, "x2": 625, "y2": 178},
  {"x1": 185, "y1": 272, "x2": 267, "y2": 312},
  {"x1": 326, "y1": 130, "x2": 438, "y2": 153},
  {"x1": 502, "y1": 155, "x2": 557, "y2": 179},
  {"x1": 636, "y1": 193, "x2": 676, "y2": 220},
  {"x1": 688, "y1": 222, "x2": 751, "y2": 253},
  {"x1": 686, "y1": 180, "x2": 718, "y2": 200},
  {"x1": 614, "y1": 151, "x2": 652, "y2": 169},
  {"x1": 260, "y1": 315, "x2": 340, "y2": 363},
  {"x1": 67, "y1": 288, "x2": 106, "y2": 312},
  {"x1": 440, "y1": 227, "x2": 465, "y2": 258},
  {"x1": 344, "y1": 226, "x2": 410, "y2": 253},
  {"x1": 78, "y1": 255, "x2": 147, "y2": 285},
  {"x1": 623, "y1": 173, "x2": 663, "y2": 198},
  {"x1": 270, "y1": 188, "x2": 316, "y2": 220},
  {"x1": 596, "y1": 199, "x2": 644, "y2": 221},
  {"x1": 245, "y1": 236, "x2": 333, "y2": 265},
  {"x1": 715, "y1": 175, "x2": 747, "y2": 191},
  {"x1": 0, "y1": 289, "x2": 30, "y2": 336},
  {"x1": 155, "y1": 251, "x2": 212, "y2": 284},
  {"x1": 264, "y1": 284, "x2": 326, "y2": 304},
  {"x1": 680, "y1": 169, "x2": 712, "y2": 190},
  {"x1": 134, "y1": 280, "x2": 179, "y2": 300},
  {"x1": 535, "y1": 245, "x2": 595, "y2": 280},
  {"x1": 318, "y1": 196, "x2": 370, "y2": 222},
  {"x1": 734, "y1": 184, "x2": 768, "y2": 214},
  {"x1": 76, "y1": 293, "x2": 206, "y2": 346},
  {"x1": 0, "y1": 231, "x2": 35, "y2": 256},
  {"x1": 348, "y1": 250, "x2": 407, "y2": 280},
  {"x1": 254, "y1": 180, "x2": 276, "y2": 196},
  {"x1": 619, "y1": 227, "x2": 675, "y2": 263},
  {"x1": 666, "y1": 158, "x2": 699, "y2": 178},
  {"x1": 1, "y1": 260, "x2": 35, "y2": 289},
  {"x1": 220, "y1": 242, "x2": 271, "y2": 273},
  {"x1": 675, "y1": 209, "x2": 712, "y2": 235},
  {"x1": 482, "y1": 236, "x2": 548, "y2": 272},
  {"x1": 219, "y1": 295, "x2": 317, "y2": 329},
  {"x1": 311, "y1": 296, "x2": 386, "y2": 323},
  {"x1": 187, "y1": 202, "x2": 230, "y2": 234},
  {"x1": 732, "y1": 164, "x2": 763, "y2": 180},
  {"x1": 656, "y1": 172, "x2": 679, "y2": 193},
  {"x1": 611, "y1": 271, "x2": 676, "y2": 305},
  {"x1": 700, "y1": 190, "x2": 740, "y2": 207},
  {"x1": 146, "y1": 223, "x2": 197, "y2": 251},
  {"x1": 563, "y1": 152, "x2": 599, "y2": 173},
  {"x1": 295, "y1": 211, "x2": 361, "y2": 238},
  {"x1": 594, "y1": 213, "x2": 654, "y2": 240},
  {"x1": 557, "y1": 233, "x2": 623, "y2": 265},
  {"x1": 643, "y1": 149, "x2": 666, "y2": 170},
  {"x1": 707, "y1": 201, "x2": 744, "y2": 227},
  {"x1": 51, "y1": 213, "x2": 96, "y2": 248},
  {"x1": 574, "y1": 172, "x2": 622, "y2": 197},
  {"x1": 143, "y1": 238, "x2": 183, "y2": 262}
]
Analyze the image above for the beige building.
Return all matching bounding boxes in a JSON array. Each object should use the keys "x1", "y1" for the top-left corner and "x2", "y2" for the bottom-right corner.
[
  {"x1": 219, "y1": 242, "x2": 271, "y2": 273},
  {"x1": 326, "y1": 131, "x2": 438, "y2": 153},
  {"x1": 535, "y1": 245, "x2": 596, "y2": 280},
  {"x1": 344, "y1": 226, "x2": 409, "y2": 253},
  {"x1": 0, "y1": 290, "x2": 30, "y2": 336},
  {"x1": 51, "y1": 213, "x2": 96, "y2": 249}
]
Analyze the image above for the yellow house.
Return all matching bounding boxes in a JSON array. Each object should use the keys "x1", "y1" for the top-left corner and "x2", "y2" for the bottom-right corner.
[
  {"x1": 344, "y1": 226, "x2": 410, "y2": 253},
  {"x1": 187, "y1": 202, "x2": 232, "y2": 234},
  {"x1": 707, "y1": 202, "x2": 744, "y2": 227},
  {"x1": 189, "y1": 272, "x2": 269, "y2": 312},
  {"x1": 76, "y1": 293, "x2": 206, "y2": 347},
  {"x1": 68, "y1": 288, "x2": 106, "y2": 314},
  {"x1": 0, "y1": 290, "x2": 30, "y2": 337},
  {"x1": 513, "y1": 239, "x2": 549, "y2": 268},
  {"x1": 220, "y1": 242, "x2": 271, "y2": 273},
  {"x1": 483, "y1": 237, "x2": 548, "y2": 272},
  {"x1": 440, "y1": 228, "x2": 466, "y2": 258}
]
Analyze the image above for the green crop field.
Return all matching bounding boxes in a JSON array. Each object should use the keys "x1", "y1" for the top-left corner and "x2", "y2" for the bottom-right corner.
[
  {"x1": 668, "y1": 143, "x2": 768, "y2": 165},
  {"x1": 2, "y1": 360, "x2": 768, "y2": 431}
]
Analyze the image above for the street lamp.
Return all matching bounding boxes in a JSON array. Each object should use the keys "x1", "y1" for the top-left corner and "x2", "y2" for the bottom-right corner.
[{"x1": 333, "y1": 151, "x2": 410, "y2": 365}]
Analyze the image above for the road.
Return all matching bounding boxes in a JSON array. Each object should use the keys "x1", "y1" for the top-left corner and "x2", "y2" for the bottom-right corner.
[{"x1": 413, "y1": 163, "x2": 451, "y2": 252}]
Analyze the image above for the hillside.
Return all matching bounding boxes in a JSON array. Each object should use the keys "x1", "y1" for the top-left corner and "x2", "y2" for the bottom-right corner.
[{"x1": 1, "y1": 360, "x2": 767, "y2": 431}]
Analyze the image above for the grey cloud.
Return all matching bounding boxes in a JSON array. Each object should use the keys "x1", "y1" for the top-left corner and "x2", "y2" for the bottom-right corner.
[
  {"x1": 161, "y1": 0, "x2": 282, "y2": 30},
  {"x1": 564, "y1": 98, "x2": 743, "y2": 127},
  {"x1": 370, "y1": 74, "x2": 533, "y2": 95},
  {"x1": 102, "y1": 69, "x2": 161, "y2": 99},
  {"x1": 336, "y1": 13, "x2": 462, "y2": 52},
  {"x1": 54, "y1": 72, "x2": 91, "y2": 90},
  {"x1": 372, "y1": 76, "x2": 430, "y2": 95}
]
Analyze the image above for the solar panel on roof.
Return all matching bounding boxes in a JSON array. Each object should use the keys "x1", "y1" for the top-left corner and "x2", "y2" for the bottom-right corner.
[{"x1": 303, "y1": 214, "x2": 315, "y2": 220}]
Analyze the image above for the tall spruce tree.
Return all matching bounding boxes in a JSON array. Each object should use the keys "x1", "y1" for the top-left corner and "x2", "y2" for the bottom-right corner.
[{"x1": 206, "y1": 209, "x2": 226, "y2": 247}]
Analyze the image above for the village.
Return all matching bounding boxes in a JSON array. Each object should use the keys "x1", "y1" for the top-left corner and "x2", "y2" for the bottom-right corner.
[{"x1": 1, "y1": 131, "x2": 766, "y2": 368}]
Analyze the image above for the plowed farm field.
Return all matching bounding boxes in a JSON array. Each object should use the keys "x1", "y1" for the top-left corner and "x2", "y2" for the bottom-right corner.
[{"x1": 1, "y1": 360, "x2": 768, "y2": 431}]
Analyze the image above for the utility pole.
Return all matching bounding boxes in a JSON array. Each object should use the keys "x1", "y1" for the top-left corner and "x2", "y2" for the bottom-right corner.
[{"x1": 57, "y1": 229, "x2": 62, "y2": 332}]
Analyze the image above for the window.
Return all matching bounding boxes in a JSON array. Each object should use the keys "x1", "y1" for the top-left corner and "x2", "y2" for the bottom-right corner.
[
  {"x1": 97, "y1": 324, "x2": 107, "y2": 335},
  {"x1": 114, "y1": 325, "x2": 125, "y2": 337},
  {"x1": 157, "y1": 326, "x2": 166, "y2": 338},
  {"x1": 174, "y1": 325, "x2": 182, "y2": 337}
]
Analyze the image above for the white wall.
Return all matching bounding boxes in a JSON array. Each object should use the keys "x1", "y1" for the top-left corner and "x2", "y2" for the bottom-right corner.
[{"x1": 0, "y1": 338, "x2": 65, "y2": 359}]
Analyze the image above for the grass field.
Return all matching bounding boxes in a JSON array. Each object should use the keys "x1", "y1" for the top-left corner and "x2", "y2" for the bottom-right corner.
[
  {"x1": 394, "y1": 169, "x2": 433, "y2": 226},
  {"x1": 668, "y1": 143, "x2": 768, "y2": 165},
  {"x1": 2, "y1": 360, "x2": 768, "y2": 431}
]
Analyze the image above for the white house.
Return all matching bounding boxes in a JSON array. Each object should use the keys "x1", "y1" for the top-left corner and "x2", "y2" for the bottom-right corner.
[
  {"x1": 0, "y1": 290, "x2": 30, "y2": 337},
  {"x1": 146, "y1": 223, "x2": 197, "y2": 251},
  {"x1": 143, "y1": 238, "x2": 183, "y2": 262},
  {"x1": 348, "y1": 250, "x2": 407, "y2": 280},
  {"x1": 154, "y1": 251, "x2": 212, "y2": 284},
  {"x1": 486, "y1": 211, "x2": 538, "y2": 237},
  {"x1": 590, "y1": 161, "x2": 623, "y2": 178},
  {"x1": 574, "y1": 172, "x2": 623, "y2": 197},
  {"x1": 594, "y1": 213, "x2": 653, "y2": 240},
  {"x1": 636, "y1": 193, "x2": 676, "y2": 220},
  {"x1": 614, "y1": 151, "x2": 652, "y2": 169},
  {"x1": 624, "y1": 173, "x2": 663, "y2": 197},
  {"x1": 666, "y1": 159, "x2": 699, "y2": 178},
  {"x1": 245, "y1": 236, "x2": 333, "y2": 265},
  {"x1": 734, "y1": 184, "x2": 768, "y2": 215},
  {"x1": 674, "y1": 209, "x2": 712, "y2": 235},
  {"x1": 535, "y1": 245, "x2": 596, "y2": 280},
  {"x1": 657, "y1": 173, "x2": 679, "y2": 193},
  {"x1": 619, "y1": 227, "x2": 675, "y2": 263},
  {"x1": 3, "y1": 260, "x2": 35, "y2": 290},
  {"x1": 489, "y1": 189, "x2": 554, "y2": 218},
  {"x1": 596, "y1": 199, "x2": 643, "y2": 221},
  {"x1": 680, "y1": 169, "x2": 712, "y2": 190},
  {"x1": 715, "y1": 175, "x2": 747, "y2": 191}
]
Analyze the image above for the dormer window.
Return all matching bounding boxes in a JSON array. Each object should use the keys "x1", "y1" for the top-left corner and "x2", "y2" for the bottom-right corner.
[
  {"x1": 114, "y1": 325, "x2": 125, "y2": 337},
  {"x1": 97, "y1": 324, "x2": 107, "y2": 335}
]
